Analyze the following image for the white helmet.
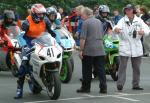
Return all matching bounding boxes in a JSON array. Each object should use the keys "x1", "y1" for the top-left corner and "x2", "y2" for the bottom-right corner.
[{"x1": 31, "y1": 4, "x2": 46, "y2": 22}]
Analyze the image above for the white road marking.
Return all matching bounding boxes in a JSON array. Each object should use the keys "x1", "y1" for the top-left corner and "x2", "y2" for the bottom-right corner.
[
  {"x1": 116, "y1": 92, "x2": 130, "y2": 95},
  {"x1": 112, "y1": 96, "x2": 140, "y2": 102},
  {"x1": 83, "y1": 94, "x2": 96, "y2": 97},
  {"x1": 24, "y1": 92, "x2": 150, "y2": 103}
]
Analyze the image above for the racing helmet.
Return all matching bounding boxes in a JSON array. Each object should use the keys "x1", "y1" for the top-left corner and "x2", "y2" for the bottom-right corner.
[
  {"x1": 99, "y1": 5, "x2": 110, "y2": 18},
  {"x1": 31, "y1": 4, "x2": 46, "y2": 23},
  {"x1": 46, "y1": 7, "x2": 57, "y2": 22}
]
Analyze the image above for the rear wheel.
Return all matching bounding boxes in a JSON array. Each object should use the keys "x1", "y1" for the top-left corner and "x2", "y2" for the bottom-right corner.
[
  {"x1": 46, "y1": 72, "x2": 61, "y2": 100},
  {"x1": 60, "y1": 59, "x2": 72, "y2": 83},
  {"x1": 110, "y1": 57, "x2": 119, "y2": 81}
]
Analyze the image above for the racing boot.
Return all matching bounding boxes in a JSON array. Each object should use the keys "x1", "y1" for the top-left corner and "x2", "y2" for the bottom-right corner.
[{"x1": 14, "y1": 78, "x2": 24, "y2": 99}]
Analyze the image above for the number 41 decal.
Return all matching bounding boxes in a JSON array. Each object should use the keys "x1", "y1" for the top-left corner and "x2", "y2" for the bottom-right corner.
[{"x1": 47, "y1": 48, "x2": 54, "y2": 57}]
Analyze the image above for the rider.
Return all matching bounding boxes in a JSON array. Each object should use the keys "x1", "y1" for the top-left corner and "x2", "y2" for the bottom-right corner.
[
  {"x1": 14, "y1": 4, "x2": 56, "y2": 99},
  {"x1": 0, "y1": 10, "x2": 16, "y2": 45},
  {"x1": 46, "y1": 6, "x2": 61, "y2": 29},
  {"x1": 96, "y1": 5, "x2": 113, "y2": 35},
  {"x1": 93, "y1": 5, "x2": 113, "y2": 78}
]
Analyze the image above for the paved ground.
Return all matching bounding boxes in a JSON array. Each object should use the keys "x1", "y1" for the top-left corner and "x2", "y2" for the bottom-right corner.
[{"x1": 1, "y1": 51, "x2": 150, "y2": 103}]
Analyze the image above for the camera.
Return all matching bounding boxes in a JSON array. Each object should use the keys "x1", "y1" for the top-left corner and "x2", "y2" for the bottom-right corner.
[{"x1": 133, "y1": 29, "x2": 137, "y2": 38}]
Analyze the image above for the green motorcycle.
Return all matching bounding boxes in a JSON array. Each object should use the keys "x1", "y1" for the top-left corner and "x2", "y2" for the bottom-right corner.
[
  {"x1": 54, "y1": 27, "x2": 75, "y2": 83},
  {"x1": 104, "y1": 34, "x2": 120, "y2": 81},
  {"x1": 60, "y1": 52, "x2": 74, "y2": 83}
]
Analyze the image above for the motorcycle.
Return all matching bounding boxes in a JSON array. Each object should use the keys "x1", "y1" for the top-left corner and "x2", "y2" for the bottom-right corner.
[
  {"x1": 0, "y1": 26, "x2": 21, "y2": 76},
  {"x1": 54, "y1": 27, "x2": 75, "y2": 83},
  {"x1": 17, "y1": 32, "x2": 63, "y2": 100},
  {"x1": 103, "y1": 34, "x2": 120, "y2": 81}
]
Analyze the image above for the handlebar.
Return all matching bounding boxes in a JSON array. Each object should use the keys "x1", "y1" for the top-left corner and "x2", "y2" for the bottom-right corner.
[{"x1": 26, "y1": 47, "x2": 35, "y2": 54}]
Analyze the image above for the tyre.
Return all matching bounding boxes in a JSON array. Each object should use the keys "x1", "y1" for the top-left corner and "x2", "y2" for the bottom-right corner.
[
  {"x1": 6, "y1": 52, "x2": 18, "y2": 77},
  {"x1": 110, "y1": 57, "x2": 119, "y2": 81},
  {"x1": 10, "y1": 64, "x2": 18, "y2": 77},
  {"x1": 28, "y1": 78, "x2": 42, "y2": 94},
  {"x1": 47, "y1": 72, "x2": 61, "y2": 100},
  {"x1": 60, "y1": 59, "x2": 73, "y2": 83},
  {"x1": 69, "y1": 56, "x2": 74, "y2": 72}
]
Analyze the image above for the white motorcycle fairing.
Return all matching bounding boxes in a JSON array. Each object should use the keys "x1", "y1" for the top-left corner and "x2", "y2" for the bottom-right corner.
[{"x1": 29, "y1": 34, "x2": 63, "y2": 88}]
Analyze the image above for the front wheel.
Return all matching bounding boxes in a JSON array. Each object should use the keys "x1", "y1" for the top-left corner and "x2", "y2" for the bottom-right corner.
[
  {"x1": 110, "y1": 57, "x2": 119, "y2": 81},
  {"x1": 60, "y1": 59, "x2": 73, "y2": 83},
  {"x1": 47, "y1": 72, "x2": 61, "y2": 100},
  {"x1": 10, "y1": 64, "x2": 18, "y2": 77},
  {"x1": 6, "y1": 52, "x2": 18, "y2": 77},
  {"x1": 69, "y1": 56, "x2": 74, "y2": 72}
]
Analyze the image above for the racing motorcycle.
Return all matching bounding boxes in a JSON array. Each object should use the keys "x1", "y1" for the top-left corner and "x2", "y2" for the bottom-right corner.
[
  {"x1": 54, "y1": 27, "x2": 75, "y2": 83},
  {"x1": 0, "y1": 26, "x2": 21, "y2": 76},
  {"x1": 103, "y1": 34, "x2": 120, "y2": 81},
  {"x1": 17, "y1": 32, "x2": 63, "y2": 100}
]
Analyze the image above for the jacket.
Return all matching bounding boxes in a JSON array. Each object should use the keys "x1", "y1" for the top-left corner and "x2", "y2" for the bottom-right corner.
[{"x1": 113, "y1": 15, "x2": 150, "y2": 57}]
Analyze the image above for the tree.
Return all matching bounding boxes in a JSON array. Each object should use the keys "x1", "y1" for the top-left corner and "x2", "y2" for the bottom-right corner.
[{"x1": 0, "y1": 0, "x2": 149, "y2": 18}]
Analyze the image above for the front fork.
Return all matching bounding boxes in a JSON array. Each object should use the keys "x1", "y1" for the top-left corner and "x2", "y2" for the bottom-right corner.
[
  {"x1": 105, "y1": 53, "x2": 118, "y2": 72},
  {"x1": 9, "y1": 51, "x2": 15, "y2": 65}
]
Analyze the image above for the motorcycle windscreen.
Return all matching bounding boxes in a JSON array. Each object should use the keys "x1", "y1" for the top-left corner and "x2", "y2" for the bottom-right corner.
[
  {"x1": 2, "y1": 26, "x2": 21, "y2": 51},
  {"x1": 32, "y1": 32, "x2": 53, "y2": 47},
  {"x1": 55, "y1": 27, "x2": 70, "y2": 39},
  {"x1": 5, "y1": 26, "x2": 21, "y2": 39},
  {"x1": 55, "y1": 27, "x2": 75, "y2": 49}
]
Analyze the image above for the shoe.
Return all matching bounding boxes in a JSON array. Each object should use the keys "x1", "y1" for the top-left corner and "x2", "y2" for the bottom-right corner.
[
  {"x1": 76, "y1": 88, "x2": 90, "y2": 93},
  {"x1": 14, "y1": 89, "x2": 23, "y2": 99},
  {"x1": 132, "y1": 87, "x2": 144, "y2": 90},
  {"x1": 117, "y1": 85, "x2": 123, "y2": 91},
  {"x1": 100, "y1": 89, "x2": 107, "y2": 94}
]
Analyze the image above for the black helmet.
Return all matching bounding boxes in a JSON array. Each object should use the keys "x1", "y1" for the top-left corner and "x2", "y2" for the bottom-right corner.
[
  {"x1": 46, "y1": 7, "x2": 57, "y2": 22},
  {"x1": 4, "y1": 10, "x2": 15, "y2": 20}
]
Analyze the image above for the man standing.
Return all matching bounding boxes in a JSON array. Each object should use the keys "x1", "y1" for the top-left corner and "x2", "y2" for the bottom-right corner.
[
  {"x1": 77, "y1": 7, "x2": 107, "y2": 93},
  {"x1": 113, "y1": 4, "x2": 150, "y2": 91}
]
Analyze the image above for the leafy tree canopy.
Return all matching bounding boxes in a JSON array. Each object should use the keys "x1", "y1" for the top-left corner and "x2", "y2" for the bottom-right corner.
[{"x1": 0, "y1": 0, "x2": 149, "y2": 19}]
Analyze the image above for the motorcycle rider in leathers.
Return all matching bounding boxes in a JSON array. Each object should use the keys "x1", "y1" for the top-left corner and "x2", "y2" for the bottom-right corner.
[{"x1": 14, "y1": 4, "x2": 56, "y2": 99}]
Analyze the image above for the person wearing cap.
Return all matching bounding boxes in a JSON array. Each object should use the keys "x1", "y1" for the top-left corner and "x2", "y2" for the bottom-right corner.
[{"x1": 113, "y1": 4, "x2": 150, "y2": 91}]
